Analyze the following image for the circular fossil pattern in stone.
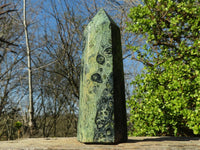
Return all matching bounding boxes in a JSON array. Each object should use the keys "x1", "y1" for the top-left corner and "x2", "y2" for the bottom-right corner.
[
  {"x1": 106, "y1": 63, "x2": 111, "y2": 67},
  {"x1": 96, "y1": 54, "x2": 105, "y2": 65},
  {"x1": 93, "y1": 86, "x2": 98, "y2": 94},
  {"x1": 104, "y1": 46, "x2": 112, "y2": 55},
  {"x1": 103, "y1": 88, "x2": 109, "y2": 95},
  {"x1": 98, "y1": 68, "x2": 103, "y2": 72},
  {"x1": 106, "y1": 128, "x2": 112, "y2": 136},
  {"x1": 91, "y1": 73, "x2": 102, "y2": 83}
]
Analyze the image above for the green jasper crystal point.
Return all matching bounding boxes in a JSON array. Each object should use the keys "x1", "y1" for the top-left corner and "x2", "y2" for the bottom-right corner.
[{"x1": 77, "y1": 9, "x2": 127, "y2": 144}]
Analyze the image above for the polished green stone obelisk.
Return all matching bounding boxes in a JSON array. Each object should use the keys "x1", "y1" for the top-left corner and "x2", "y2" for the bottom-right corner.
[{"x1": 77, "y1": 9, "x2": 127, "y2": 144}]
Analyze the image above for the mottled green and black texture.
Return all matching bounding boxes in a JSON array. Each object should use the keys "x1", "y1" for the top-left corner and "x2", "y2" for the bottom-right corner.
[{"x1": 77, "y1": 9, "x2": 127, "y2": 144}]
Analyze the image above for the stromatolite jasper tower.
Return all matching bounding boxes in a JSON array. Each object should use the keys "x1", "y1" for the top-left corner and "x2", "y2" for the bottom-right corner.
[{"x1": 77, "y1": 9, "x2": 127, "y2": 144}]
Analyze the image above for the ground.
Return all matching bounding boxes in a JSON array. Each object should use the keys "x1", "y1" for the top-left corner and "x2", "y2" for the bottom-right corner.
[{"x1": 0, "y1": 137, "x2": 199, "y2": 150}]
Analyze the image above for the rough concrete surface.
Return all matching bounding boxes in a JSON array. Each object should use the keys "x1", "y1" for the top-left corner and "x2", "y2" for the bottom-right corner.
[{"x1": 0, "y1": 137, "x2": 200, "y2": 150}]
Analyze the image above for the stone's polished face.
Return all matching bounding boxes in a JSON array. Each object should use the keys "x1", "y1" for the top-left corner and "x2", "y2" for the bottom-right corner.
[{"x1": 77, "y1": 9, "x2": 127, "y2": 144}]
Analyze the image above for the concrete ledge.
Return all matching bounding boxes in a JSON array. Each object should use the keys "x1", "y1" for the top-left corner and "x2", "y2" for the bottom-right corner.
[{"x1": 0, "y1": 137, "x2": 199, "y2": 150}]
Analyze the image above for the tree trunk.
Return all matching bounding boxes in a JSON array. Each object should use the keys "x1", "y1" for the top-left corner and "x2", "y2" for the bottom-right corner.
[
  {"x1": 54, "y1": 95, "x2": 57, "y2": 137},
  {"x1": 23, "y1": 0, "x2": 35, "y2": 136}
]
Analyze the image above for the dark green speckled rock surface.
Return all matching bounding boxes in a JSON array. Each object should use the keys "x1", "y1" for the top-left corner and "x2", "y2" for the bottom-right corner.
[{"x1": 77, "y1": 9, "x2": 127, "y2": 144}]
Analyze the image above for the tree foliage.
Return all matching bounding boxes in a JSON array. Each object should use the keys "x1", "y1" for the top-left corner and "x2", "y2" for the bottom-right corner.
[{"x1": 127, "y1": 0, "x2": 200, "y2": 136}]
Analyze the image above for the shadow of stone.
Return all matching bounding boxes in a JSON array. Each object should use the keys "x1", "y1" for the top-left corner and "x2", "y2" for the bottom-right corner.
[{"x1": 126, "y1": 136, "x2": 200, "y2": 143}]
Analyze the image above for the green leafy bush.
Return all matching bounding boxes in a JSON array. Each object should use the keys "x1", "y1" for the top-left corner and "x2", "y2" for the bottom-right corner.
[
  {"x1": 15, "y1": 121, "x2": 22, "y2": 139},
  {"x1": 15, "y1": 121, "x2": 22, "y2": 130},
  {"x1": 127, "y1": 0, "x2": 200, "y2": 136}
]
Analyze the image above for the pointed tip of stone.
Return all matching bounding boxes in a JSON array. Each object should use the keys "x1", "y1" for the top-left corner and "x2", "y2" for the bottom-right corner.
[
  {"x1": 89, "y1": 8, "x2": 117, "y2": 27},
  {"x1": 98, "y1": 8, "x2": 109, "y2": 17},
  {"x1": 98, "y1": 8, "x2": 106, "y2": 13},
  {"x1": 95, "y1": 8, "x2": 108, "y2": 17}
]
